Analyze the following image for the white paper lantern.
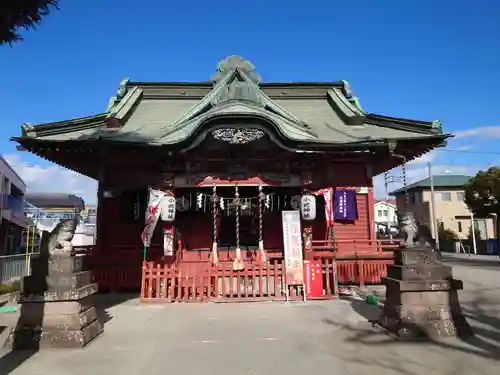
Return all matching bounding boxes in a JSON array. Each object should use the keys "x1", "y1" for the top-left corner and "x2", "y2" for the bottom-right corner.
[
  {"x1": 300, "y1": 194, "x2": 316, "y2": 221},
  {"x1": 160, "y1": 196, "x2": 176, "y2": 222}
]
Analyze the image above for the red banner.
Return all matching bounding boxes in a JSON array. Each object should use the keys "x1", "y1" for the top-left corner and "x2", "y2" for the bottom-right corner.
[{"x1": 312, "y1": 187, "x2": 333, "y2": 227}]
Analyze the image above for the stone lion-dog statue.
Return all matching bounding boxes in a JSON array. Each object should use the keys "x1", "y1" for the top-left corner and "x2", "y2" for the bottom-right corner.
[{"x1": 396, "y1": 211, "x2": 435, "y2": 249}]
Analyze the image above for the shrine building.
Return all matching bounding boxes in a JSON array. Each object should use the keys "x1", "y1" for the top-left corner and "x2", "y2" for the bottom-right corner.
[{"x1": 11, "y1": 56, "x2": 450, "y2": 302}]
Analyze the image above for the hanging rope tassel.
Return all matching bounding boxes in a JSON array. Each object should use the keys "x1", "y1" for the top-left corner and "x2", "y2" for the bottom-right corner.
[
  {"x1": 233, "y1": 185, "x2": 244, "y2": 271},
  {"x1": 257, "y1": 184, "x2": 266, "y2": 263},
  {"x1": 211, "y1": 184, "x2": 219, "y2": 265}
]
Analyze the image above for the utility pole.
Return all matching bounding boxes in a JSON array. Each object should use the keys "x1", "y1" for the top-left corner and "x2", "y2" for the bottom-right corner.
[
  {"x1": 428, "y1": 162, "x2": 440, "y2": 251},
  {"x1": 384, "y1": 172, "x2": 392, "y2": 239},
  {"x1": 470, "y1": 211, "x2": 478, "y2": 255}
]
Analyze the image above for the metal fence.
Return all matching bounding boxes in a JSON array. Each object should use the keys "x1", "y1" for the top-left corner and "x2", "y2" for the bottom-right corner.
[{"x1": 0, "y1": 252, "x2": 37, "y2": 284}]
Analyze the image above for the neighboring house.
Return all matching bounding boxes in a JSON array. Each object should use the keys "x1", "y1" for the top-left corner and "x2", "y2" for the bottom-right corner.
[
  {"x1": 25, "y1": 193, "x2": 85, "y2": 217},
  {"x1": 24, "y1": 193, "x2": 96, "y2": 247},
  {"x1": 81, "y1": 205, "x2": 97, "y2": 225},
  {"x1": 374, "y1": 199, "x2": 398, "y2": 235},
  {"x1": 0, "y1": 155, "x2": 30, "y2": 255},
  {"x1": 390, "y1": 175, "x2": 496, "y2": 241}
]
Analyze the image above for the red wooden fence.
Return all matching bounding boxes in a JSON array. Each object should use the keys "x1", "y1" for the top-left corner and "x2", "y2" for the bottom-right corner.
[
  {"x1": 79, "y1": 239, "x2": 401, "y2": 296},
  {"x1": 140, "y1": 259, "x2": 339, "y2": 303}
]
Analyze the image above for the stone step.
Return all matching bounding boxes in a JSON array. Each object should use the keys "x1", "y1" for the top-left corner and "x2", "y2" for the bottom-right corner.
[
  {"x1": 15, "y1": 306, "x2": 98, "y2": 330},
  {"x1": 5, "y1": 318, "x2": 103, "y2": 349},
  {"x1": 382, "y1": 303, "x2": 453, "y2": 320},
  {"x1": 382, "y1": 277, "x2": 463, "y2": 292},
  {"x1": 20, "y1": 283, "x2": 99, "y2": 302},
  {"x1": 387, "y1": 264, "x2": 452, "y2": 281},
  {"x1": 22, "y1": 271, "x2": 93, "y2": 294},
  {"x1": 30, "y1": 255, "x2": 84, "y2": 276},
  {"x1": 394, "y1": 248, "x2": 440, "y2": 265},
  {"x1": 47, "y1": 271, "x2": 93, "y2": 291}
]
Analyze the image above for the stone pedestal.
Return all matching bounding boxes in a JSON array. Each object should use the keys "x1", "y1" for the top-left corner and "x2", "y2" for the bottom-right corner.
[
  {"x1": 4, "y1": 254, "x2": 103, "y2": 349},
  {"x1": 380, "y1": 245, "x2": 473, "y2": 339}
]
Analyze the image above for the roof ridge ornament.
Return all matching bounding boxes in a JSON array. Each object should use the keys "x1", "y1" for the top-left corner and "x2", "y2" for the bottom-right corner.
[
  {"x1": 431, "y1": 120, "x2": 442, "y2": 132},
  {"x1": 106, "y1": 78, "x2": 130, "y2": 112},
  {"x1": 341, "y1": 80, "x2": 365, "y2": 113},
  {"x1": 212, "y1": 80, "x2": 266, "y2": 107},
  {"x1": 211, "y1": 56, "x2": 261, "y2": 85}
]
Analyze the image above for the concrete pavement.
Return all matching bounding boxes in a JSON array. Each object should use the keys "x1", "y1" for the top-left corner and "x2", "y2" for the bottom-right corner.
[{"x1": 0, "y1": 253, "x2": 499, "y2": 375}]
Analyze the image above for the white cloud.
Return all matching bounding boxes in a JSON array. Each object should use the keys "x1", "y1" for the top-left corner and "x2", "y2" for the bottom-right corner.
[
  {"x1": 454, "y1": 125, "x2": 500, "y2": 139},
  {"x1": 4, "y1": 153, "x2": 98, "y2": 205}
]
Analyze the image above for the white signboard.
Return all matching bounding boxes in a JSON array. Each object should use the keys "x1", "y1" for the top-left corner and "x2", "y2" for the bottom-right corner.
[{"x1": 281, "y1": 210, "x2": 304, "y2": 286}]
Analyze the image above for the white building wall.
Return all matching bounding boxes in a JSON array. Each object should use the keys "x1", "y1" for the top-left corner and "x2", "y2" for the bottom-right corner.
[
  {"x1": 374, "y1": 201, "x2": 398, "y2": 224},
  {"x1": 0, "y1": 155, "x2": 27, "y2": 225},
  {"x1": 0, "y1": 155, "x2": 26, "y2": 195}
]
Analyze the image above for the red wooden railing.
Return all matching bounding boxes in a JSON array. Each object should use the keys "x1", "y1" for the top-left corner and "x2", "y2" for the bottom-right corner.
[
  {"x1": 310, "y1": 238, "x2": 401, "y2": 253},
  {"x1": 78, "y1": 239, "x2": 401, "y2": 295},
  {"x1": 140, "y1": 259, "x2": 339, "y2": 303}
]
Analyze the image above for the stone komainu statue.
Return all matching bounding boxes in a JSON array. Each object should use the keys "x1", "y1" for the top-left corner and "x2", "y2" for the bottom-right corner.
[
  {"x1": 40, "y1": 217, "x2": 78, "y2": 256},
  {"x1": 396, "y1": 211, "x2": 435, "y2": 249}
]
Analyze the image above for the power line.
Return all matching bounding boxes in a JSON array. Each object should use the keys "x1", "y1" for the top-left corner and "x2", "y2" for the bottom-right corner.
[{"x1": 436, "y1": 149, "x2": 500, "y2": 155}]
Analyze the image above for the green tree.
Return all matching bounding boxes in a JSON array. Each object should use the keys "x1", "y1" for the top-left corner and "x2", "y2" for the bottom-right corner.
[
  {"x1": 464, "y1": 167, "x2": 500, "y2": 240},
  {"x1": 1, "y1": 1, "x2": 59, "y2": 45},
  {"x1": 437, "y1": 221, "x2": 458, "y2": 242},
  {"x1": 437, "y1": 220, "x2": 458, "y2": 252},
  {"x1": 467, "y1": 225, "x2": 481, "y2": 244}
]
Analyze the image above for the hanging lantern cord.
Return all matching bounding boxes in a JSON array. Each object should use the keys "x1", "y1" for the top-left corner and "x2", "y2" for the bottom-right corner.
[
  {"x1": 213, "y1": 184, "x2": 218, "y2": 244},
  {"x1": 402, "y1": 163, "x2": 409, "y2": 209},
  {"x1": 235, "y1": 185, "x2": 240, "y2": 250},
  {"x1": 258, "y1": 185, "x2": 264, "y2": 244}
]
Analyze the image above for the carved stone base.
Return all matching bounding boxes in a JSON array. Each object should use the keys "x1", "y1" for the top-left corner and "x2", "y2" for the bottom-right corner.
[
  {"x1": 380, "y1": 245, "x2": 473, "y2": 340},
  {"x1": 4, "y1": 295, "x2": 103, "y2": 350},
  {"x1": 380, "y1": 279, "x2": 473, "y2": 339},
  {"x1": 4, "y1": 253, "x2": 103, "y2": 350},
  {"x1": 5, "y1": 317, "x2": 103, "y2": 350}
]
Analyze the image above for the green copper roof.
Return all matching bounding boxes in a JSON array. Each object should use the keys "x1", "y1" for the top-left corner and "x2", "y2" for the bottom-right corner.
[
  {"x1": 390, "y1": 175, "x2": 473, "y2": 195},
  {"x1": 12, "y1": 56, "x2": 450, "y2": 150}
]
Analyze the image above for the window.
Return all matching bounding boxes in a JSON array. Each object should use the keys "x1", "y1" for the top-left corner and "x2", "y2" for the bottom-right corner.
[
  {"x1": 377, "y1": 210, "x2": 383, "y2": 217},
  {"x1": 383, "y1": 210, "x2": 388, "y2": 216},
  {"x1": 457, "y1": 192, "x2": 465, "y2": 201},
  {"x1": 439, "y1": 192, "x2": 452, "y2": 201},
  {"x1": 474, "y1": 219, "x2": 488, "y2": 239},
  {"x1": 410, "y1": 193, "x2": 416, "y2": 204},
  {"x1": 458, "y1": 221, "x2": 463, "y2": 233}
]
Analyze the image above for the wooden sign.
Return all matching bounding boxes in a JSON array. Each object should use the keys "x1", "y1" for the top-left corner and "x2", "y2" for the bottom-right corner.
[{"x1": 281, "y1": 210, "x2": 304, "y2": 286}]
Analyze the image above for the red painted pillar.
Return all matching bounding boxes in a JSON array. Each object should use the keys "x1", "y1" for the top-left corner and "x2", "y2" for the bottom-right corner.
[
  {"x1": 95, "y1": 181, "x2": 106, "y2": 255},
  {"x1": 365, "y1": 164, "x2": 376, "y2": 251}
]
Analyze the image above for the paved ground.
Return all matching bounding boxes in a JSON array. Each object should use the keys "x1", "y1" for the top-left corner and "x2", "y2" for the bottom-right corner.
[{"x1": 0, "y1": 253, "x2": 499, "y2": 375}]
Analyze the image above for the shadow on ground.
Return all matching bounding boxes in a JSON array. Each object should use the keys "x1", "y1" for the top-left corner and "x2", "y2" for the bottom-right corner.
[
  {"x1": 92, "y1": 292, "x2": 140, "y2": 325},
  {"x1": 0, "y1": 297, "x2": 43, "y2": 375},
  {"x1": 0, "y1": 292, "x2": 139, "y2": 375},
  {"x1": 325, "y1": 295, "x2": 500, "y2": 374}
]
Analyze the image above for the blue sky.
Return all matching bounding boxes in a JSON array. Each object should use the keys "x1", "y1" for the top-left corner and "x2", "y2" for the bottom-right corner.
[{"x1": 1, "y1": 0, "x2": 499, "y2": 203}]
